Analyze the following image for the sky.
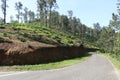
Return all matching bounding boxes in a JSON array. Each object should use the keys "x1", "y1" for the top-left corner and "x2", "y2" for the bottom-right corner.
[{"x1": 0, "y1": 0, "x2": 118, "y2": 27}]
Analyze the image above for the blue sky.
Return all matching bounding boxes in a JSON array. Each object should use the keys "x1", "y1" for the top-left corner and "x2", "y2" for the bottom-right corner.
[{"x1": 0, "y1": 0, "x2": 118, "y2": 27}]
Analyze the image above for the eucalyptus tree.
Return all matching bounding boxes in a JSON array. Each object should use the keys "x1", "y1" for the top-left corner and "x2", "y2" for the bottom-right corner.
[
  {"x1": 109, "y1": 0, "x2": 120, "y2": 55},
  {"x1": 46, "y1": 0, "x2": 57, "y2": 27},
  {"x1": 93, "y1": 22, "x2": 101, "y2": 41},
  {"x1": 109, "y1": 13, "x2": 120, "y2": 55},
  {"x1": 81, "y1": 24, "x2": 87, "y2": 39},
  {"x1": 28, "y1": 10, "x2": 35, "y2": 22},
  {"x1": 23, "y1": 7, "x2": 28, "y2": 23},
  {"x1": 50, "y1": 10, "x2": 59, "y2": 26},
  {"x1": 1, "y1": 0, "x2": 8, "y2": 24},
  {"x1": 59, "y1": 15, "x2": 69, "y2": 31},
  {"x1": 68, "y1": 10, "x2": 73, "y2": 19},
  {"x1": 71, "y1": 17, "x2": 78, "y2": 35},
  {"x1": 98, "y1": 27, "x2": 108, "y2": 51},
  {"x1": 110, "y1": 13, "x2": 120, "y2": 32},
  {"x1": 0, "y1": 17, "x2": 3, "y2": 24},
  {"x1": 68, "y1": 10, "x2": 73, "y2": 33},
  {"x1": 10, "y1": 15, "x2": 13, "y2": 22},
  {"x1": 15, "y1": 1, "x2": 23, "y2": 23},
  {"x1": 97, "y1": 26, "x2": 115, "y2": 52},
  {"x1": 37, "y1": 0, "x2": 47, "y2": 25},
  {"x1": 75, "y1": 19, "x2": 82, "y2": 37}
]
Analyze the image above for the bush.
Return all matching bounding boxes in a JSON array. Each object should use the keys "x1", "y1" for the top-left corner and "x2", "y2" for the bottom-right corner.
[
  {"x1": 3, "y1": 33, "x2": 8, "y2": 37},
  {"x1": 18, "y1": 36, "x2": 26, "y2": 42}
]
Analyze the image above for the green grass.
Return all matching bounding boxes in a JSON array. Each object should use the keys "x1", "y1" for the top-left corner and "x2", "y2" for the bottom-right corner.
[
  {"x1": 99, "y1": 52, "x2": 120, "y2": 75},
  {"x1": 0, "y1": 56, "x2": 89, "y2": 71}
]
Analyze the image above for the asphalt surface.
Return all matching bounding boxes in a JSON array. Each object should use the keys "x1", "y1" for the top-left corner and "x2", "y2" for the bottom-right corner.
[{"x1": 0, "y1": 54, "x2": 120, "y2": 80}]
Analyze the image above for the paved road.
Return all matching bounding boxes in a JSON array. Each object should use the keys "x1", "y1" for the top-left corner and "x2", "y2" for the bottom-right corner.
[{"x1": 0, "y1": 54, "x2": 120, "y2": 80}]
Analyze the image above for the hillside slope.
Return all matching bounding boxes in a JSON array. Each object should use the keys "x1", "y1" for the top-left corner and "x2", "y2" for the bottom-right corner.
[
  {"x1": 0, "y1": 23, "x2": 82, "y2": 46},
  {"x1": 0, "y1": 23, "x2": 97, "y2": 65}
]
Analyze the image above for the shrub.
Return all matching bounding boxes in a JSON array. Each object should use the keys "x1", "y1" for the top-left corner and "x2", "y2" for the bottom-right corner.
[{"x1": 18, "y1": 36, "x2": 26, "y2": 42}]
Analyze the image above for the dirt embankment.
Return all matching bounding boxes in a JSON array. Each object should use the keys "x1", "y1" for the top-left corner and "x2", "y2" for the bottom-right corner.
[{"x1": 0, "y1": 42, "x2": 98, "y2": 65}]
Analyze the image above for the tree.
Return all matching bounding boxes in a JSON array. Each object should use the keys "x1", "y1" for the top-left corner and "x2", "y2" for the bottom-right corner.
[
  {"x1": 109, "y1": 13, "x2": 120, "y2": 55},
  {"x1": 10, "y1": 15, "x2": 13, "y2": 22},
  {"x1": 98, "y1": 27, "x2": 115, "y2": 52},
  {"x1": 93, "y1": 22, "x2": 101, "y2": 41},
  {"x1": 23, "y1": 7, "x2": 28, "y2": 23},
  {"x1": 28, "y1": 10, "x2": 35, "y2": 22},
  {"x1": 51, "y1": 10, "x2": 59, "y2": 26},
  {"x1": 75, "y1": 19, "x2": 82, "y2": 37},
  {"x1": 20, "y1": 12, "x2": 24, "y2": 23},
  {"x1": 1, "y1": 0, "x2": 8, "y2": 24},
  {"x1": 59, "y1": 15, "x2": 69, "y2": 31},
  {"x1": 109, "y1": 13, "x2": 120, "y2": 32},
  {"x1": 16, "y1": 14, "x2": 19, "y2": 22},
  {"x1": 46, "y1": 0, "x2": 57, "y2": 27},
  {"x1": 81, "y1": 24, "x2": 87, "y2": 39},
  {"x1": 44, "y1": 4, "x2": 48, "y2": 27},
  {"x1": 0, "y1": 17, "x2": 3, "y2": 24},
  {"x1": 36, "y1": 12, "x2": 40, "y2": 19},
  {"x1": 15, "y1": 1, "x2": 23, "y2": 23},
  {"x1": 68, "y1": 10, "x2": 73, "y2": 19},
  {"x1": 105, "y1": 0, "x2": 120, "y2": 56},
  {"x1": 68, "y1": 10, "x2": 73, "y2": 33},
  {"x1": 37, "y1": 0, "x2": 47, "y2": 26},
  {"x1": 71, "y1": 17, "x2": 78, "y2": 35}
]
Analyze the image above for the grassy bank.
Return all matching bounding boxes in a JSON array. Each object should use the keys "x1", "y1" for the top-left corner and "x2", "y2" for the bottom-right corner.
[{"x1": 0, "y1": 55, "x2": 90, "y2": 71}]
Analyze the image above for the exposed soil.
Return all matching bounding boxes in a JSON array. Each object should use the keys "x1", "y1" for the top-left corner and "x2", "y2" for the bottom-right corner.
[
  {"x1": 0, "y1": 42, "x2": 55, "y2": 55},
  {"x1": 0, "y1": 27, "x2": 98, "y2": 65},
  {"x1": 0, "y1": 42, "x2": 98, "y2": 65}
]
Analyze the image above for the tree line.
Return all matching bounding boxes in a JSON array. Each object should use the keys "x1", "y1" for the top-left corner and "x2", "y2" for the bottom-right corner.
[{"x1": 91, "y1": 1, "x2": 120, "y2": 60}]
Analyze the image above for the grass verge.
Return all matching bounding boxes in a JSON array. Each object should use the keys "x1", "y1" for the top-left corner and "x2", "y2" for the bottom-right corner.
[
  {"x1": 0, "y1": 56, "x2": 90, "y2": 71},
  {"x1": 98, "y1": 52, "x2": 120, "y2": 76}
]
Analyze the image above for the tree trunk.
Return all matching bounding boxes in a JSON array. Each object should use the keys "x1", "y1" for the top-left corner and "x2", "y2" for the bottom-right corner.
[
  {"x1": 49, "y1": 8, "x2": 52, "y2": 28},
  {"x1": 45, "y1": 9, "x2": 48, "y2": 27},
  {"x1": 3, "y1": 0, "x2": 6, "y2": 24}
]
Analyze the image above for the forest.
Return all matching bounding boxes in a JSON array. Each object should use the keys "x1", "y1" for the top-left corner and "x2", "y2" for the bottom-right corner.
[{"x1": 0, "y1": 0, "x2": 120, "y2": 64}]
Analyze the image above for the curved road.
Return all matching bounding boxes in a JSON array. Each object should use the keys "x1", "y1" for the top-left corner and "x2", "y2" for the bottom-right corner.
[{"x1": 0, "y1": 54, "x2": 120, "y2": 80}]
